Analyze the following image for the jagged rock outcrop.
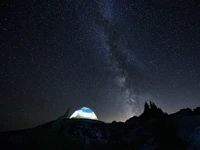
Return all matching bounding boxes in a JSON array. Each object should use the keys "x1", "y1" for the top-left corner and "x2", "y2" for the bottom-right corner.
[
  {"x1": 139, "y1": 101, "x2": 168, "y2": 119},
  {"x1": 193, "y1": 107, "x2": 200, "y2": 115}
]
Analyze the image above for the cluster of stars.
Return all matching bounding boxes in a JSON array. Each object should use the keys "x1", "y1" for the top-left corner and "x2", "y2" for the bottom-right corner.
[{"x1": 0, "y1": 0, "x2": 200, "y2": 131}]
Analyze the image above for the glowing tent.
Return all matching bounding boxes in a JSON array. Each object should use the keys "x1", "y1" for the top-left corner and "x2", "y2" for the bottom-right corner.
[{"x1": 69, "y1": 107, "x2": 98, "y2": 120}]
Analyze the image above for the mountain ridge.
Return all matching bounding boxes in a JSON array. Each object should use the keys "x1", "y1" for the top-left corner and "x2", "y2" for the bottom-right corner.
[{"x1": 1, "y1": 101, "x2": 200, "y2": 150}]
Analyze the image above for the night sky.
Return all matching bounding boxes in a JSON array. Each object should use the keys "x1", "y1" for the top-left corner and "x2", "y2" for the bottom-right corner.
[{"x1": 0, "y1": 0, "x2": 200, "y2": 131}]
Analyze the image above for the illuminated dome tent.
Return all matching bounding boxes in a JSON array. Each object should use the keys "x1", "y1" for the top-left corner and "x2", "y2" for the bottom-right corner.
[{"x1": 70, "y1": 107, "x2": 98, "y2": 120}]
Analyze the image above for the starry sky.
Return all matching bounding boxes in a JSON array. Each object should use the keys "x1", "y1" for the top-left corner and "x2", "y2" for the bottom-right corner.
[{"x1": 0, "y1": 0, "x2": 200, "y2": 131}]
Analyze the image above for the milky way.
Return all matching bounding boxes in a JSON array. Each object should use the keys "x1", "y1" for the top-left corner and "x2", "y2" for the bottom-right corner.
[{"x1": 96, "y1": 0, "x2": 150, "y2": 116}]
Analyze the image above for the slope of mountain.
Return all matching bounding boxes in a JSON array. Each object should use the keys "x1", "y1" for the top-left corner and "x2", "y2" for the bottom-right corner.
[{"x1": 0, "y1": 102, "x2": 200, "y2": 150}]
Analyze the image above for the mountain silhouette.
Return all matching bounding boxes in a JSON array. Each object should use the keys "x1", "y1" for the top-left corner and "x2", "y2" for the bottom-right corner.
[{"x1": 0, "y1": 101, "x2": 200, "y2": 150}]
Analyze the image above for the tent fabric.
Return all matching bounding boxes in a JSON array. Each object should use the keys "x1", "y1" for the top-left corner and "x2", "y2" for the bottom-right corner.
[{"x1": 69, "y1": 107, "x2": 98, "y2": 120}]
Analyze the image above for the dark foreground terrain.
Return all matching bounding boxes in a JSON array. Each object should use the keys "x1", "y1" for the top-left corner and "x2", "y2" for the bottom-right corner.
[{"x1": 1, "y1": 102, "x2": 200, "y2": 150}]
